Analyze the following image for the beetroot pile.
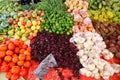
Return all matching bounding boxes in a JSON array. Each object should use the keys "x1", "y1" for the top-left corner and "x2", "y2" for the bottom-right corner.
[
  {"x1": 30, "y1": 31, "x2": 82, "y2": 77},
  {"x1": 105, "y1": 34, "x2": 120, "y2": 59}
]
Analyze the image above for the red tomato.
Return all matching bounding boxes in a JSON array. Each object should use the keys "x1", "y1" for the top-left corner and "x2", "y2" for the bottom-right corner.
[
  {"x1": 6, "y1": 50, "x2": 13, "y2": 56},
  {"x1": 9, "y1": 62, "x2": 15, "y2": 68},
  {"x1": 12, "y1": 56, "x2": 18, "y2": 63},
  {"x1": 24, "y1": 61, "x2": 31, "y2": 68},
  {"x1": 17, "y1": 60, "x2": 24, "y2": 66},
  {"x1": 26, "y1": 55, "x2": 31, "y2": 61},
  {"x1": 14, "y1": 47, "x2": 20, "y2": 54},
  {"x1": 8, "y1": 42, "x2": 15, "y2": 50},
  {"x1": 0, "y1": 44, "x2": 7, "y2": 51},
  {"x1": 1, "y1": 65, "x2": 10, "y2": 72},
  {"x1": 4, "y1": 56, "x2": 12, "y2": 62},
  {"x1": 11, "y1": 74, "x2": 19, "y2": 80},
  {"x1": 19, "y1": 49, "x2": 25, "y2": 54},
  {"x1": 20, "y1": 68, "x2": 28, "y2": 76},
  {"x1": 22, "y1": 44, "x2": 28, "y2": 49},
  {"x1": 0, "y1": 51, "x2": 6, "y2": 58},
  {"x1": 14, "y1": 39, "x2": 20, "y2": 46},
  {"x1": 11, "y1": 66, "x2": 20, "y2": 74},
  {"x1": 6, "y1": 72, "x2": 12, "y2": 79},
  {"x1": 19, "y1": 54, "x2": 25, "y2": 61}
]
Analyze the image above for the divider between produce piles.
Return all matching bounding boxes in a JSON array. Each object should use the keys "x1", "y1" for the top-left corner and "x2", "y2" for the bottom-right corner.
[{"x1": 65, "y1": 0, "x2": 120, "y2": 80}]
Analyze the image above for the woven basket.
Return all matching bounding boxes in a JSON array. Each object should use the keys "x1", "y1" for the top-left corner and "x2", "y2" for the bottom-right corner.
[{"x1": 92, "y1": 20, "x2": 120, "y2": 39}]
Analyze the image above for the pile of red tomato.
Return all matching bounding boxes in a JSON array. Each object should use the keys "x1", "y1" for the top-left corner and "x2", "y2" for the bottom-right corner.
[{"x1": 0, "y1": 39, "x2": 32, "y2": 80}]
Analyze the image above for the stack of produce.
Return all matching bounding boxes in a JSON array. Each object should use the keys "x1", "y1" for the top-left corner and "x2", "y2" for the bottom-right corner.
[
  {"x1": 0, "y1": 39, "x2": 32, "y2": 80},
  {"x1": 88, "y1": 0, "x2": 120, "y2": 23},
  {"x1": 0, "y1": 0, "x2": 21, "y2": 35},
  {"x1": 35, "y1": 0, "x2": 74, "y2": 35},
  {"x1": 92, "y1": 20, "x2": 120, "y2": 38},
  {"x1": 105, "y1": 34, "x2": 120, "y2": 59},
  {"x1": 7, "y1": 9, "x2": 44, "y2": 41},
  {"x1": 30, "y1": 31, "x2": 82, "y2": 78},
  {"x1": 65, "y1": 0, "x2": 88, "y2": 12},
  {"x1": 0, "y1": 12, "x2": 17, "y2": 34},
  {"x1": 88, "y1": 0, "x2": 120, "y2": 46},
  {"x1": 70, "y1": 32, "x2": 120, "y2": 80},
  {"x1": 0, "y1": 0, "x2": 21, "y2": 14},
  {"x1": 65, "y1": 0, "x2": 95, "y2": 33},
  {"x1": 71, "y1": 9, "x2": 95, "y2": 33}
]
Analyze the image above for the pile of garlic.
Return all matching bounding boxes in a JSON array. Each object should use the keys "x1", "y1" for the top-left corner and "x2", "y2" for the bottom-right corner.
[
  {"x1": 70, "y1": 32, "x2": 120, "y2": 80},
  {"x1": 65, "y1": 0, "x2": 88, "y2": 12},
  {"x1": 71, "y1": 9, "x2": 95, "y2": 33}
]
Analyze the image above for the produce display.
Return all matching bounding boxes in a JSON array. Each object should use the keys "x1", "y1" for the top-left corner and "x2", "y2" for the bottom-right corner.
[
  {"x1": 88, "y1": 0, "x2": 120, "y2": 23},
  {"x1": 7, "y1": 10, "x2": 44, "y2": 41},
  {"x1": 70, "y1": 32, "x2": 120, "y2": 79},
  {"x1": 71, "y1": 9, "x2": 95, "y2": 33},
  {"x1": 0, "y1": 39, "x2": 32, "y2": 80},
  {"x1": 0, "y1": 1, "x2": 21, "y2": 34},
  {"x1": 0, "y1": 0, "x2": 21, "y2": 13},
  {"x1": 0, "y1": 12, "x2": 17, "y2": 34},
  {"x1": 105, "y1": 34, "x2": 120, "y2": 59},
  {"x1": 65, "y1": 0, "x2": 88, "y2": 11},
  {"x1": 44, "y1": 68, "x2": 79, "y2": 80},
  {"x1": 35, "y1": 0, "x2": 74, "y2": 35},
  {"x1": 30, "y1": 31, "x2": 82, "y2": 77},
  {"x1": 92, "y1": 20, "x2": 120, "y2": 38},
  {"x1": 0, "y1": 0, "x2": 120, "y2": 80}
]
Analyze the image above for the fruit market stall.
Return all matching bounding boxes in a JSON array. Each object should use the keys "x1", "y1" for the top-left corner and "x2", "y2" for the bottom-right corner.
[{"x1": 0, "y1": 0, "x2": 120, "y2": 80}]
